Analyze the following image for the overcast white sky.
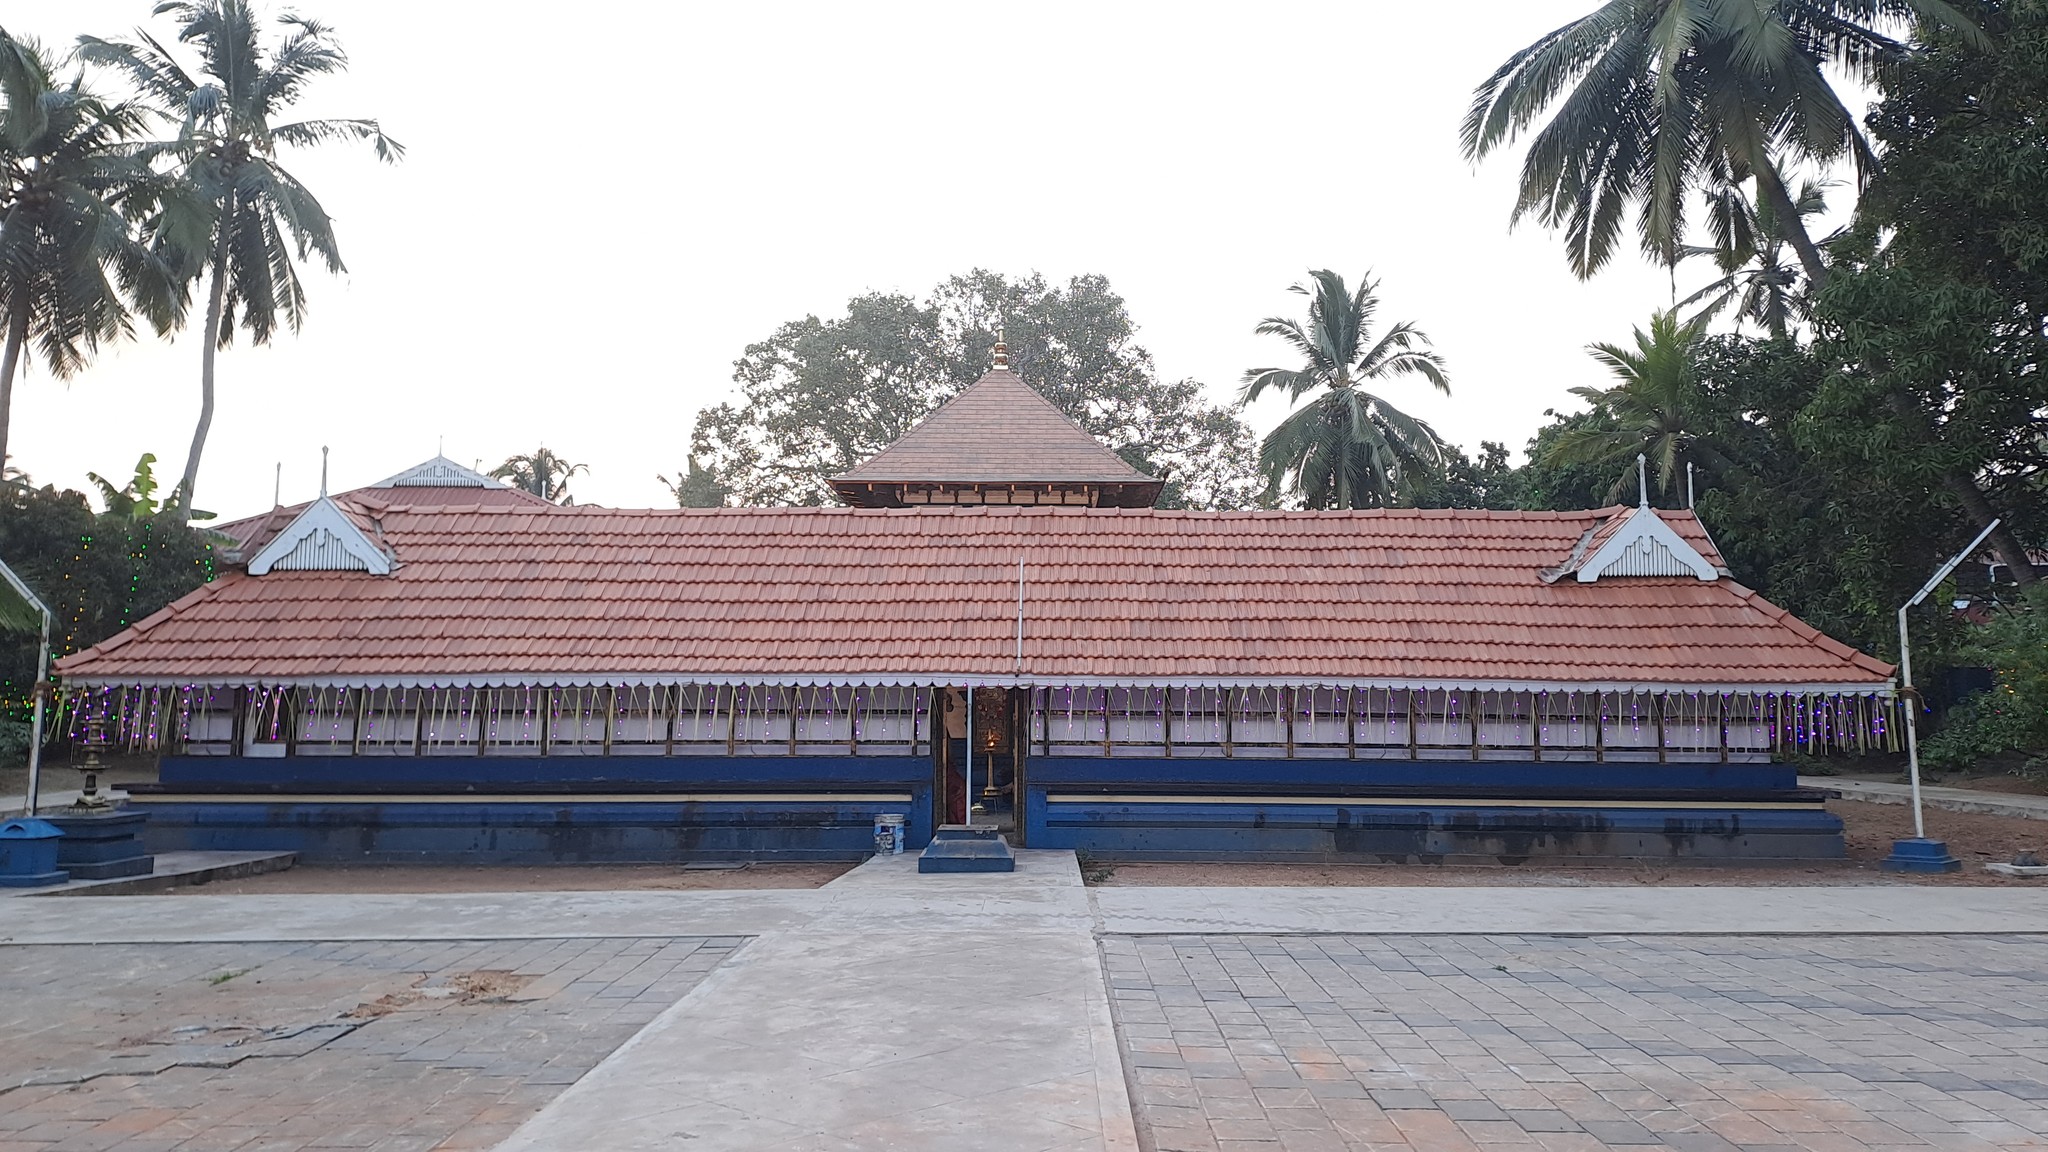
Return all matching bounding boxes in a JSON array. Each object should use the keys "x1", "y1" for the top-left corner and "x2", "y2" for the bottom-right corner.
[{"x1": 10, "y1": 1, "x2": 1811, "y2": 519}]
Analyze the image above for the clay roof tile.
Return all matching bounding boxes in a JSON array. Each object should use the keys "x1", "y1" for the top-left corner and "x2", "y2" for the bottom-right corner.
[{"x1": 52, "y1": 506, "x2": 1895, "y2": 688}]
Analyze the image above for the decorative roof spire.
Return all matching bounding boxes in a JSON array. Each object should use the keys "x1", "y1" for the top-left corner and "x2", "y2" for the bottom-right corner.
[{"x1": 993, "y1": 329, "x2": 1008, "y2": 370}]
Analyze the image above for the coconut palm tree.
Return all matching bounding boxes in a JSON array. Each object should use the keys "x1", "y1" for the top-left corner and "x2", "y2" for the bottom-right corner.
[
  {"x1": 1460, "y1": 0, "x2": 1983, "y2": 286},
  {"x1": 0, "y1": 31, "x2": 163, "y2": 475},
  {"x1": 1238, "y1": 270, "x2": 1450, "y2": 510},
  {"x1": 1541, "y1": 309, "x2": 1730, "y2": 505},
  {"x1": 80, "y1": 2, "x2": 401, "y2": 522},
  {"x1": 493, "y1": 448, "x2": 586, "y2": 505},
  {"x1": 1679, "y1": 174, "x2": 1833, "y2": 338}
]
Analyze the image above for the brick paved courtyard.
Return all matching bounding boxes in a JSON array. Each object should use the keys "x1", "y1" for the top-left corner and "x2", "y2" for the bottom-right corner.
[
  {"x1": 1106, "y1": 934, "x2": 2048, "y2": 1152},
  {"x1": 0, "y1": 937, "x2": 741, "y2": 1151}
]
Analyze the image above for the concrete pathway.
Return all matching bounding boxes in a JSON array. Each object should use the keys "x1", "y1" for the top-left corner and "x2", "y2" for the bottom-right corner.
[
  {"x1": 1092, "y1": 884, "x2": 2048, "y2": 935},
  {"x1": 1807, "y1": 773, "x2": 2048, "y2": 820},
  {"x1": 494, "y1": 850, "x2": 1135, "y2": 1152}
]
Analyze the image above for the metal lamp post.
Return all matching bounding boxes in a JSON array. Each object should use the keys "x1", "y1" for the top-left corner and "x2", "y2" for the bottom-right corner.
[
  {"x1": 0, "y1": 560, "x2": 53, "y2": 816},
  {"x1": 1882, "y1": 518, "x2": 2001, "y2": 873}
]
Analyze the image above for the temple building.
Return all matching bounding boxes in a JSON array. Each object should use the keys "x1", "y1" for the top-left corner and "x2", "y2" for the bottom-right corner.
[{"x1": 54, "y1": 352, "x2": 1897, "y2": 863}]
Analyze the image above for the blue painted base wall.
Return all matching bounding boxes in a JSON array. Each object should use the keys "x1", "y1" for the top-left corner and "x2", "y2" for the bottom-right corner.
[
  {"x1": 137, "y1": 755, "x2": 933, "y2": 863},
  {"x1": 1022, "y1": 757, "x2": 1842, "y2": 862},
  {"x1": 136, "y1": 754, "x2": 1843, "y2": 863}
]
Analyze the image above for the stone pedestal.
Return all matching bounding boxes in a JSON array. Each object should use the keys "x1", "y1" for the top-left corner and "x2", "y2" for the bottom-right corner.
[
  {"x1": 917, "y1": 823, "x2": 1015, "y2": 874},
  {"x1": 47, "y1": 808, "x2": 155, "y2": 880}
]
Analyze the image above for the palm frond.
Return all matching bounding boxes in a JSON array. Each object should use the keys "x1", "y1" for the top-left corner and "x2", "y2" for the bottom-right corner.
[
  {"x1": 0, "y1": 29, "x2": 54, "y2": 150},
  {"x1": 268, "y1": 117, "x2": 403, "y2": 161}
]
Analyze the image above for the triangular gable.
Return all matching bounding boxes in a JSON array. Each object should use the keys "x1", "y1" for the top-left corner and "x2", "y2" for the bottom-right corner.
[
  {"x1": 1568, "y1": 505, "x2": 1719, "y2": 582},
  {"x1": 246, "y1": 498, "x2": 393, "y2": 576},
  {"x1": 370, "y1": 455, "x2": 502, "y2": 489}
]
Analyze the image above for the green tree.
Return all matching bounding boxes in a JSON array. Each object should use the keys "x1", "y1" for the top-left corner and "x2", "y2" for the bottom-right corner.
[
  {"x1": 1461, "y1": 0, "x2": 1983, "y2": 285},
  {"x1": 1512, "y1": 410, "x2": 1628, "y2": 511},
  {"x1": 81, "y1": 1, "x2": 401, "y2": 522},
  {"x1": 1406, "y1": 441, "x2": 1524, "y2": 510},
  {"x1": 689, "y1": 270, "x2": 1264, "y2": 509},
  {"x1": 1540, "y1": 310, "x2": 1730, "y2": 504},
  {"x1": 1921, "y1": 585, "x2": 2048, "y2": 775},
  {"x1": 491, "y1": 448, "x2": 585, "y2": 504},
  {"x1": 1238, "y1": 270, "x2": 1450, "y2": 510},
  {"x1": 1678, "y1": 177, "x2": 1832, "y2": 338},
  {"x1": 1682, "y1": 335, "x2": 1943, "y2": 653},
  {"x1": 692, "y1": 291, "x2": 948, "y2": 506},
  {"x1": 1808, "y1": 0, "x2": 2046, "y2": 585},
  {"x1": 659, "y1": 455, "x2": 731, "y2": 508},
  {"x1": 86, "y1": 450, "x2": 210, "y2": 520},
  {"x1": 0, "y1": 478, "x2": 216, "y2": 725},
  {"x1": 0, "y1": 31, "x2": 161, "y2": 475}
]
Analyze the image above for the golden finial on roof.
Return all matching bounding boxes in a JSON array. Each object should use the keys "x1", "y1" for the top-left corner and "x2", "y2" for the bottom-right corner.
[{"x1": 993, "y1": 330, "x2": 1008, "y2": 370}]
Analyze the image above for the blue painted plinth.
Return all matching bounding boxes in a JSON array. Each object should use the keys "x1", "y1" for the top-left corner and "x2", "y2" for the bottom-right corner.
[
  {"x1": 1882, "y1": 837, "x2": 1961, "y2": 873},
  {"x1": 48, "y1": 809, "x2": 154, "y2": 880},
  {"x1": 919, "y1": 824, "x2": 1015, "y2": 873}
]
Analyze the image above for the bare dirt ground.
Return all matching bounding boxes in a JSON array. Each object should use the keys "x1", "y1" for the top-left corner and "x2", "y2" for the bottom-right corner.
[
  {"x1": 167, "y1": 860, "x2": 854, "y2": 894},
  {"x1": 1092, "y1": 798, "x2": 2048, "y2": 888}
]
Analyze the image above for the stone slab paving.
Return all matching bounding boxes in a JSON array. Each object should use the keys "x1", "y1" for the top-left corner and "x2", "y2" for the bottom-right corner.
[
  {"x1": 1091, "y1": 886, "x2": 2048, "y2": 936},
  {"x1": 492, "y1": 850, "x2": 1137, "y2": 1152},
  {"x1": 0, "y1": 936, "x2": 738, "y2": 1151},
  {"x1": 10, "y1": 870, "x2": 2048, "y2": 1151},
  {"x1": 1104, "y1": 933, "x2": 2048, "y2": 1152}
]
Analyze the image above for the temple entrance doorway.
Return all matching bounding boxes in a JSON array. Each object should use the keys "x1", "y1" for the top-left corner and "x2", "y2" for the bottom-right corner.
[{"x1": 935, "y1": 687, "x2": 1027, "y2": 843}]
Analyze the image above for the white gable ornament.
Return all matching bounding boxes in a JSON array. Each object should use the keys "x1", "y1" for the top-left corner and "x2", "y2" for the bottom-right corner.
[
  {"x1": 369, "y1": 455, "x2": 502, "y2": 489},
  {"x1": 246, "y1": 497, "x2": 393, "y2": 575},
  {"x1": 1575, "y1": 506, "x2": 1720, "y2": 582}
]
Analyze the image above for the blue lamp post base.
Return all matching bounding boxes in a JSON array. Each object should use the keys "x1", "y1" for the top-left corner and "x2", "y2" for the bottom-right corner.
[{"x1": 1882, "y1": 837, "x2": 1961, "y2": 873}]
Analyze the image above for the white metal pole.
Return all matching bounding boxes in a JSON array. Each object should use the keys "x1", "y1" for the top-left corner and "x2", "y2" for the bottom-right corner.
[
  {"x1": 1898, "y1": 606, "x2": 1925, "y2": 839},
  {"x1": 963, "y1": 686, "x2": 973, "y2": 826},
  {"x1": 24, "y1": 611, "x2": 48, "y2": 816},
  {"x1": 1016, "y1": 558, "x2": 1025, "y2": 675},
  {"x1": 1896, "y1": 517, "x2": 2002, "y2": 842},
  {"x1": 0, "y1": 561, "x2": 53, "y2": 817}
]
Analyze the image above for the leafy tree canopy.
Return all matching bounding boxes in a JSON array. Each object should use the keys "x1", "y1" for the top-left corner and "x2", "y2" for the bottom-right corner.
[
  {"x1": 687, "y1": 270, "x2": 1265, "y2": 510},
  {"x1": 0, "y1": 472, "x2": 216, "y2": 723},
  {"x1": 1806, "y1": 0, "x2": 2047, "y2": 584},
  {"x1": 1406, "y1": 441, "x2": 1524, "y2": 510}
]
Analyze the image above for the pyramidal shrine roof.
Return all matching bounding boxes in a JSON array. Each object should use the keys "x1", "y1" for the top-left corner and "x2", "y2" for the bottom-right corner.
[{"x1": 830, "y1": 344, "x2": 1162, "y2": 508}]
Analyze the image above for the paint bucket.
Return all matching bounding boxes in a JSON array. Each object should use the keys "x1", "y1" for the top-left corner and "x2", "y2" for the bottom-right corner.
[{"x1": 874, "y1": 813, "x2": 907, "y2": 855}]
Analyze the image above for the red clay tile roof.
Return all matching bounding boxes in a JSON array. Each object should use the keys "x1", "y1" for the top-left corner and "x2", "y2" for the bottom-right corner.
[
  {"x1": 832, "y1": 368, "x2": 1158, "y2": 485},
  {"x1": 56, "y1": 504, "x2": 1893, "y2": 690},
  {"x1": 216, "y1": 485, "x2": 552, "y2": 554}
]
